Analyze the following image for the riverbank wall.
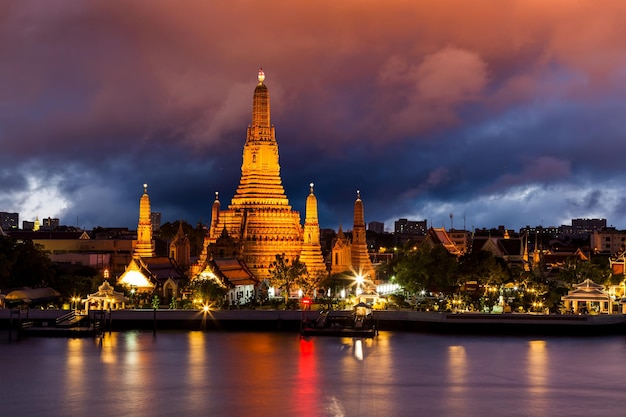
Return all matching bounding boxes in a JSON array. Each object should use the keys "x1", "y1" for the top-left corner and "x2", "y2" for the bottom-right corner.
[{"x1": 1, "y1": 309, "x2": 625, "y2": 336}]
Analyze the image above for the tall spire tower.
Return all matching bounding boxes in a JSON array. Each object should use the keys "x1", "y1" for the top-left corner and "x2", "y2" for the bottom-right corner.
[
  {"x1": 350, "y1": 190, "x2": 375, "y2": 281},
  {"x1": 231, "y1": 68, "x2": 290, "y2": 207},
  {"x1": 299, "y1": 183, "x2": 327, "y2": 277},
  {"x1": 134, "y1": 183, "x2": 155, "y2": 258},
  {"x1": 200, "y1": 69, "x2": 306, "y2": 280}
]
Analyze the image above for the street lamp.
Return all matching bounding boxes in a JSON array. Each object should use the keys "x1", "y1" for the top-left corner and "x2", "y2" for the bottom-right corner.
[
  {"x1": 355, "y1": 273, "x2": 364, "y2": 296},
  {"x1": 130, "y1": 287, "x2": 136, "y2": 308}
]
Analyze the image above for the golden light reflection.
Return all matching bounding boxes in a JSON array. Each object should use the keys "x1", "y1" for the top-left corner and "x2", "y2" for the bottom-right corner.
[
  {"x1": 444, "y1": 344, "x2": 468, "y2": 416},
  {"x1": 99, "y1": 332, "x2": 119, "y2": 364},
  {"x1": 447, "y1": 345, "x2": 467, "y2": 392},
  {"x1": 354, "y1": 339, "x2": 364, "y2": 361},
  {"x1": 187, "y1": 331, "x2": 206, "y2": 385},
  {"x1": 527, "y1": 340, "x2": 548, "y2": 395},
  {"x1": 66, "y1": 338, "x2": 85, "y2": 389}
]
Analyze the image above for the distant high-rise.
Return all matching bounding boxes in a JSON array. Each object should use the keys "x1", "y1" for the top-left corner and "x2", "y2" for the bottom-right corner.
[
  {"x1": 368, "y1": 221, "x2": 384, "y2": 234},
  {"x1": 41, "y1": 217, "x2": 60, "y2": 231},
  {"x1": 151, "y1": 212, "x2": 162, "y2": 233},
  {"x1": 571, "y1": 218, "x2": 606, "y2": 235},
  {"x1": 394, "y1": 218, "x2": 427, "y2": 235}
]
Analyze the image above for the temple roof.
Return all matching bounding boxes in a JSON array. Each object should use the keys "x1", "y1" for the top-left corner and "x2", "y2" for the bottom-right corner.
[
  {"x1": 87, "y1": 280, "x2": 128, "y2": 302},
  {"x1": 561, "y1": 279, "x2": 610, "y2": 301},
  {"x1": 472, "y1": 236, "x2": 522, "y2": 256},
  {"x1": 212, "y1": 258, "x2": 258, "y2": 287},
  {"x1": 425, "y1": 227, "x2": 462, "y2": 256}
]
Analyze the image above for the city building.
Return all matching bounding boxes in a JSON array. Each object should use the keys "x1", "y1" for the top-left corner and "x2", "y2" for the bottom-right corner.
[
  {"x1": 368, "y1": 221, "x2": 384, "y2": 234},
  {"x1": 570, "y1": 218, "x2": 607, "y2": 236},
  {"x1": 591, "y1": 227, "x2": 626, "y2": 255},
  {"x1": 8, "y1": 228, "x2": 132, "y2": 273},
  {"x1": 151, "y1": 212, "x2": 162, "y2": 233},
  {"x1": 394, "y1": 218, "x2": 427, "y2": 235},
  {"x1": 41, "y1": 217, "x2": 60, "y2": 231}
]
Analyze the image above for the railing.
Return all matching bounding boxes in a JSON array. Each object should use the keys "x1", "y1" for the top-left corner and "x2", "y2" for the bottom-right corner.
[{"x1": 56, "y1": 310, "x2": 77, "y2": 325}]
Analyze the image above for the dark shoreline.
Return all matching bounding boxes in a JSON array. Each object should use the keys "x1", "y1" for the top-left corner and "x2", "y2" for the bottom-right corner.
[{"x1": 1, "y1": 309, "x2": 625, "y2": 337}]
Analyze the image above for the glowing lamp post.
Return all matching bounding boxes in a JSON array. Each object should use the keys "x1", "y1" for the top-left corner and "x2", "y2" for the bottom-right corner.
[{"x1": 356, "y1": 273, "x2": 364, "y2": 296}]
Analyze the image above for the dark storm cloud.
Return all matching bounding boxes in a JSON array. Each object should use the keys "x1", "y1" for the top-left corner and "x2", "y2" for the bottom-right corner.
[{"x1": 2, "y1": 0, "x2": 626, "y2": 232}]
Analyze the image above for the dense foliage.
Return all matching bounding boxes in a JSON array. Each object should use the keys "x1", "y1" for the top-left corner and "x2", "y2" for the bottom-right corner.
[
  {"x1": 268, "y1": 254, "x2": 308, "y2": 300},
  {"x1": 0, "y1": 236, "x2": 55, "y2": 290},
  {"x1": 457, "y1": 251, "x2": 510, "y2": 287},
  {"x1": 393, "y1": 245, "x2": 458, "y2": 293},
  {"x1": 190, "y1": 277, "x2": 228, "y2": 307}
]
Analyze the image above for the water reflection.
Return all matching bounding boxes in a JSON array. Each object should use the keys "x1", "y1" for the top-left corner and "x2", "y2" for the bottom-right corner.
[
  {"x1": 64, "y1": 338, "x2": 86, "y2": 415},
  {"x1": 445, "y1": 345, "x2": 467, "y2": 415},
  {"x1": 331, "y1": 335, "x2": 393, "y2": 417},
  {"x1": 3, "y1": 332, "x2": 624, "y2": 417},
  {"x1": 121, "y1": 332, "x2": 141, "y2": 388},
  {"x1": 99, "y1": 331, "x2": 119, "y2": 364},
  {"x1": 295, "y1": 338, "x2": 319, "y2": 416},
  {"x1": 187, "y1": 331, "x2": 206, "y2": 385},
  {"x1": 527, "y1": 339, "x2": 548, "y2": 416}
]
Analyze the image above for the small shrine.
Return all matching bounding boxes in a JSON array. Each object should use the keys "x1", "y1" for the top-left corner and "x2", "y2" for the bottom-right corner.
[
  {"x1": 561, "y1": 279, "x2": 613, "y2": 314},
  {"x1": 85, "y1": 280, "x2": 128, "y2": 311}
]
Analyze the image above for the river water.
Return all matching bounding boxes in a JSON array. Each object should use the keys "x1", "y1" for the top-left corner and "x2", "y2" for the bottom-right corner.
[{"x1": 1, "y1": 330, "x2": 625, "y2": 417}]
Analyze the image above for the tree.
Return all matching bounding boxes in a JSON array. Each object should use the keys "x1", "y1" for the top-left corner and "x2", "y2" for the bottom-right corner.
[
  {"x1": 190, "y1": 278, "x2": 228, "y2": 307},
  {"x1": 268, "y1": 254, "x2": 308, "y2": 302},
  {"x1": 394, "y1": 245, "x2": 458, "y2": 294},
  {"x1": 457, "y1": 251, "x2": 509, "y2": 287},
  {"x1": 299, "y1": 269, "x2": 327, "y2": 298},
  {"x1": 0, "y1": 236, "x2": 55, "y2": 290},
  {"x1": 48, "y1": 265, "x2": 101, "y2": 300},
  {"x1": 321, "y1": 272, "x2": 354, "y2": 297},
  {"x1": 556, "y1": 257, "x2": 611, "y2": 285}
]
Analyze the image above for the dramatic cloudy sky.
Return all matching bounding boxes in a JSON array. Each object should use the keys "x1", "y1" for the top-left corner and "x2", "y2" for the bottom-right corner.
[{"x1": 2, "y1": 0, "x2": 626, "y2": 232}]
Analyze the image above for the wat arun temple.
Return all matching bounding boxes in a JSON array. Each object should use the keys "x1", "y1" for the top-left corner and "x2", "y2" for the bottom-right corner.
[
  {"x1": 194, "y1": 69, "x2": 375, "y2": 280},
  {"x1": 121, "y1": 70, "x2": 375, "y2": 299}
]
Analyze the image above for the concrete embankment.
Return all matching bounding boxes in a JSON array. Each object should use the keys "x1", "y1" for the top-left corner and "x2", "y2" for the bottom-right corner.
[{"x1": 1, "y1": 309, "x2": 624, "y2": 336}]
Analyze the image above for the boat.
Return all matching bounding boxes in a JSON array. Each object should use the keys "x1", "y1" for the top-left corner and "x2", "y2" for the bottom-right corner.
[{"x1": 301, "y1": 302, "x2": 377, "y2": 337}]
